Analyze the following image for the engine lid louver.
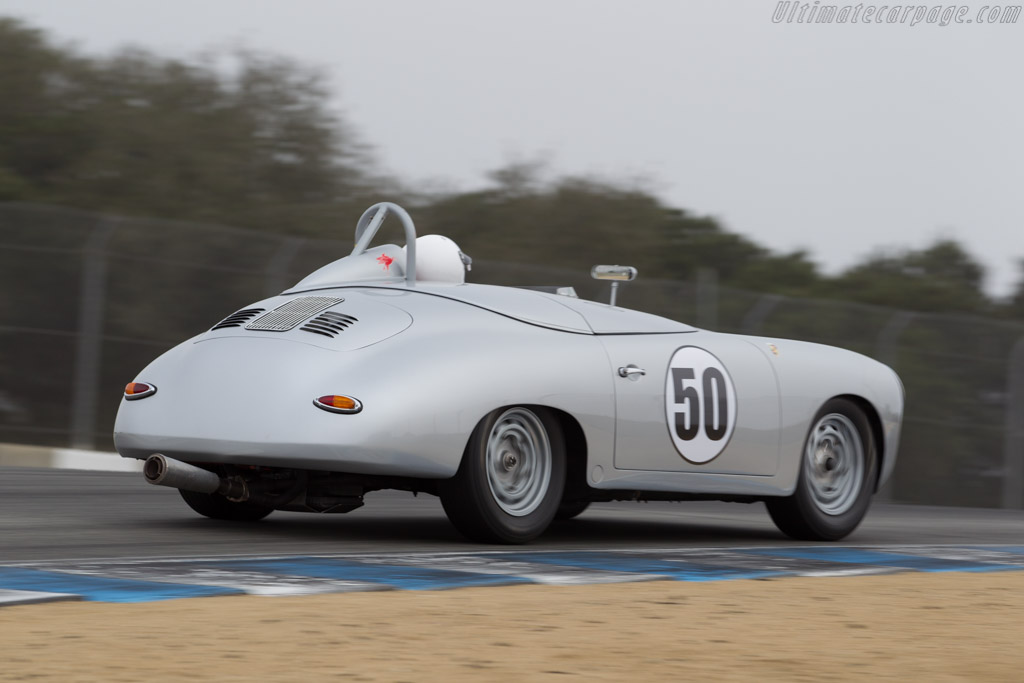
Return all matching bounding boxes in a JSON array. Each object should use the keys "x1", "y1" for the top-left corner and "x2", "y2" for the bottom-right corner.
[
  {"x1": 245, "y1": 296, "x2": 345, "y2": 332},
  {"x1": 211, "y1": 308, "x2": 265, "y2": 330},
  {"x1": 300, "y1": 311, "x2": 359, "y2": 338}
]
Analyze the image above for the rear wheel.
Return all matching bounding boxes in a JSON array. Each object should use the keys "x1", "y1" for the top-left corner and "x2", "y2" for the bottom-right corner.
[
  {"x1": 440, "y1": 406, "x2": 565, "y2": 543},
  {"x1": 179, "y1": 489, "x2": 274, "y2": 522},
  {"x1": 766, "y1": 398, "x2": 877, "y2": 541}
]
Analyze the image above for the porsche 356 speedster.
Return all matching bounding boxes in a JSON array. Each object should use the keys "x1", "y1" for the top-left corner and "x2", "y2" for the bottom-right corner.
[{"x1": 114, "y1": 202, "x2": 904, "y2": 543}]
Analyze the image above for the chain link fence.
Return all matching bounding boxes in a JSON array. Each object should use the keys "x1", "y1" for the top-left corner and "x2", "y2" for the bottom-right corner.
[{"x1": 2, "y1": 202, "x2": 1022, "y2": 508}]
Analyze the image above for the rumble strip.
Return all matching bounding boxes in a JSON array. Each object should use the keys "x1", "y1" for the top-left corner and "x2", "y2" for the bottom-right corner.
[{"x1": 2, "y1": 545, "x2": 1024, "y2": 606}]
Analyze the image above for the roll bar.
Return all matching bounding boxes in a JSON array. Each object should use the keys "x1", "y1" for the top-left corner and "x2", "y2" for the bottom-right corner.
[{"x1": 352, "y1": 202, "x2": 417, "y2": 287}]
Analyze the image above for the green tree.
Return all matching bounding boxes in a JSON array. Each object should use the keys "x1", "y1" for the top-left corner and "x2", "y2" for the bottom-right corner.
[
  {"x1": 0, "y1": 18, "x2": 386, "y2": 234},
  {"x1": 418, "y1": 164, "x2": 820, "y2": 293},
  {"x1": 0, "y1": 18, "x2": 93, "y2": 199},
  {"x1": 827, "y1": 239, "x2": 989, "y2": 314},
  {"x1": 730, "y1": 250, "x2": 821, "y2": 296}
]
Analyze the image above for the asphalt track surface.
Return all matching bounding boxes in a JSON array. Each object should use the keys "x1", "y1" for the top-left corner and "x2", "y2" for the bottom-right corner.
[{"x1": 3, "y1": 467, "x2": 1024, "y2": 562}]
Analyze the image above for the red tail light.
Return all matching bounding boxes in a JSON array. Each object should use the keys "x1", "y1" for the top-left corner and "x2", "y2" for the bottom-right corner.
[
  {"x1": 313, "y1": 394, "x2": 362, "y2": 414},
  {"x1": 124, "y1": 382, "x2": 157, "y2": 400}
]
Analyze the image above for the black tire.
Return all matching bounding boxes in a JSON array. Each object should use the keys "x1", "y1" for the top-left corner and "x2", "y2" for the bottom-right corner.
[
  {"x1": 554, "y1": 500, "x2": 590, "y2": 520},
  {"x1": 179, "y1": 488, "x2": 274, "y2": 522},
  {"x1": 440, "y1": 406, "x2": 566, "y2": 544},
  {"x1": 766, "y1": 398, "x2": 878, "y2": 541}
]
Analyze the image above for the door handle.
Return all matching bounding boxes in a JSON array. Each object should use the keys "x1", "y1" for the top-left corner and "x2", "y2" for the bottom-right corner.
[{"x1": 617, "y1": 365, "x2": 646, "y2": 379}]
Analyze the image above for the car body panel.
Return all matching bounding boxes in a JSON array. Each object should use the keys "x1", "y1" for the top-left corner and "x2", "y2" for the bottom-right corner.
[
  {"x1": 600, "y1": 332, "x2": 781, "y2": 476},
  {"x1": 115, "y1": 263, "x2": 904, "y2": 499},
  {"x1": 115, "y1": 287, "x2": 618, "y2": 479}
]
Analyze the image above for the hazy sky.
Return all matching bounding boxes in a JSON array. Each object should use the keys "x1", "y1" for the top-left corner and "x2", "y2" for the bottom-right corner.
[{"x1": 2, "y1": 0, "x2": 1021, "y2": 294}]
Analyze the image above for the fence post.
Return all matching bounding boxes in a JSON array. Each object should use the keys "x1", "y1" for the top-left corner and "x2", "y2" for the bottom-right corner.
[
  {"x1": 1001, "y1": 336, "x2": 1024, "y2": 509},
  {"x1": 264, "y1": 237, "x2": 306, "y2": 297},
  {"x1": 695, "y1": 268, "x2": 718, "y2": 330},
  {"x1": 70, "y1": 217, "x2": 118, "y2": 450},
  {"x1": 742, "y1": 294, "x2": 784, "y2": 335}
]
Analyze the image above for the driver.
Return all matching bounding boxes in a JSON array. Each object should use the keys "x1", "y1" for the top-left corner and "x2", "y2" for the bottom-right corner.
[{"x1": 402, "y1": 235, "x2": 472, "y2": 284}]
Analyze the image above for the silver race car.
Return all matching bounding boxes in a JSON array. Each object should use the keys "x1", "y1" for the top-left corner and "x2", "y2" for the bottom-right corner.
[{"x1": 115, "y1": 202, "x2": 904, "y2": 543}]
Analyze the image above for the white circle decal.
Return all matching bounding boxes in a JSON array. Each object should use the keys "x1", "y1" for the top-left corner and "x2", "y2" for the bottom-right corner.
[{"x1": 665, "y1": 346, "x2": 737, "y2": 463}]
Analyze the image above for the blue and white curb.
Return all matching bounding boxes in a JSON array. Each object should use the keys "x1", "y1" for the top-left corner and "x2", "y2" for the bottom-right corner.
[
  {"x1": 3, "y1": 545, "x2": 1024, "y2": 607},
  {"x1": 0, "y1": 589, "x2": 83, "y2": 606},
  {"x1": 0, "y1": 442, "x2": 139, "y2": 473}
]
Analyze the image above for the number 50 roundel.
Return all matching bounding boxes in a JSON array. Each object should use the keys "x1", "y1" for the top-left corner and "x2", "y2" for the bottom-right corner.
[{"x1": 664, "y1": 347, "x2": 737, "y2": 463}]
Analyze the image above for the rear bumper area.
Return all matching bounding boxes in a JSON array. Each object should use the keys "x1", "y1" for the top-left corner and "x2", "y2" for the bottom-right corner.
[{"x1": 114, "y1": 432, "x2": 454, "y2": 478}]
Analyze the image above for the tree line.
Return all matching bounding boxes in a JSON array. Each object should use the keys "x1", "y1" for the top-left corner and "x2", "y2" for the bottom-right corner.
[{"x1": 2, "y1": 16, "x2": 1022, "y2": 319}]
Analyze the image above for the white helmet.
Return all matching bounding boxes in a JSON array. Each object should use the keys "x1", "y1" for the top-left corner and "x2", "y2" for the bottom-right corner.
[{"x1": 402, "y1": 234, "x2": 471, "y2": 283}]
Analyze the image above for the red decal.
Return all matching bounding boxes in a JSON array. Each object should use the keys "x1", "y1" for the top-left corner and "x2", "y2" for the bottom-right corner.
[{"x1": 377, "y1": 253, "x2": 394, "y2": 271}]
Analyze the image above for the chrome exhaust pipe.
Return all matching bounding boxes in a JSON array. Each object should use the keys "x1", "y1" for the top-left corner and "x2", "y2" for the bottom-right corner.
[{"x1": 143, "y1": 454, "x2": 241, "y2": 497}]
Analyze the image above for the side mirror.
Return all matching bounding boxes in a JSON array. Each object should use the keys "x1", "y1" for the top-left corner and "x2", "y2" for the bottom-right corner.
[
  {"x1": 591, "y1": 265, "x2": 637, "y2": 282},
  {"x1": 591, "y1": 265, "x2": 637, "y2": 306}
]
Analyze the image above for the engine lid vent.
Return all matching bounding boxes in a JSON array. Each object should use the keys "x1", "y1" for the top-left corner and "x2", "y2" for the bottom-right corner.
[
  {"x1": 211, "y1": 308, "x2": 265, "y2": 330},
  {"x1": 246, "y1": 296, "x2": 344, "y2": 332},
  {"x1": 300, "y1": 311, "x2": 359, "y2": 338}
]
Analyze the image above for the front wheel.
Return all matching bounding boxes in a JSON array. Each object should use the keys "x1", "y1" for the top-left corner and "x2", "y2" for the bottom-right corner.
[
  {"x1": 440, "y1": 406, "x2": 566, "y2": 543},
  {"x1": 179, "y1": 489, "x2": 274, "y2": 522},
  {"x1": 766, "y1": 398, "x2": 878, "y2": 541}
]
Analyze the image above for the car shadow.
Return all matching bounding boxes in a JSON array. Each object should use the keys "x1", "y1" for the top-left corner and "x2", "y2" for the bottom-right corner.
[{"x1": 131, "y1": 502, "x2": 787, "y2": 552}]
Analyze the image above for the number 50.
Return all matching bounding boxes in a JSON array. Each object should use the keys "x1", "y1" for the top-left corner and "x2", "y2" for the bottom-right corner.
[{"x1": 671, "y1": 367, "x2": 729, "y2": 441}]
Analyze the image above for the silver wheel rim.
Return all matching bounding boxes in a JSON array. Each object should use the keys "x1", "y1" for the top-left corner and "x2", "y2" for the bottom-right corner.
[
  {"x1": 485, "y1": 408, "x2": 552, "y2": 517},
  {"x1": 804, "y1": 413, "x2": 864, "y2": 516}
]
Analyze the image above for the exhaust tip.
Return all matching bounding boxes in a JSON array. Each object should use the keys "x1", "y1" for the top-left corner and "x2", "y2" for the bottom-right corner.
[
  {"x1": 143, "y1": 454, "x2": 167, "y2": 484},
  {"x1": 141, "y1": 454, "x2": 224, "y2": 495}
]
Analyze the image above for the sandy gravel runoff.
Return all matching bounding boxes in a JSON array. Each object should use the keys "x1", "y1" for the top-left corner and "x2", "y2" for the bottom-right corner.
[{"x1": 2, "y1": 571, "x2": 1023, "y2": 681}]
